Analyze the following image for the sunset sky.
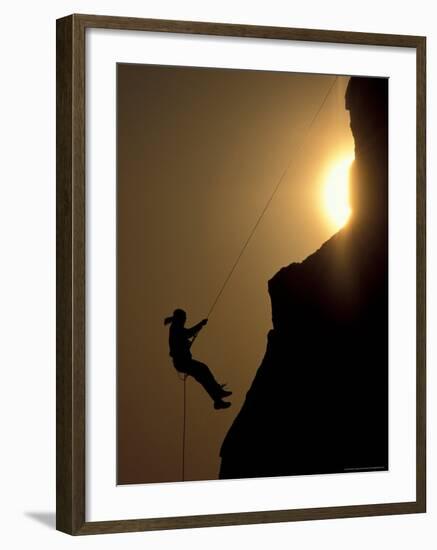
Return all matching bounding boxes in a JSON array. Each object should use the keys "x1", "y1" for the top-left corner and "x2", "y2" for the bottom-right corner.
[{"x1": 117, "y1": 64, "x2": 354, "y2": 484}]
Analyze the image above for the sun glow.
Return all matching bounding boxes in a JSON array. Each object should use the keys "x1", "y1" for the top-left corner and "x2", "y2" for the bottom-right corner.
[{"x1": 324, "y1": 155, "x2": 354, "y2": 230}]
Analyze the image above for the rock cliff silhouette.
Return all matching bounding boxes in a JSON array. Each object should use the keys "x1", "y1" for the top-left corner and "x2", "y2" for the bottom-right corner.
[{"x1": 219, "y1": 77, "x2": 388, "y2": 479}]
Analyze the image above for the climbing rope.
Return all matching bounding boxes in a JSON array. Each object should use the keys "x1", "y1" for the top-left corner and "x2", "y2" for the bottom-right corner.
[
  {"x1": 181, "y1": 374, "x2": 187, "y2": 481},
  {"x1": 190, "y1": 76, "x2": 339, "y2": 346},
  {"x1": 177, "y1": 76, "x2": 339, "y2": 481},
  {"x1": 174, "y1": 370, "x2": 188, "y2": 481}
]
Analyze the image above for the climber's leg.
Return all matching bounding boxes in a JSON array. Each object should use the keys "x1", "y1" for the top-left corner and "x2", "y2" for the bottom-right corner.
[{"x1": 187, "y1": 360, "x2": 225, "y2": 402}]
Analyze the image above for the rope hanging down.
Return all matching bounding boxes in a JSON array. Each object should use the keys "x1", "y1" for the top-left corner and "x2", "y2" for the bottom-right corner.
[
  {"x1": 179, "y1": 76, "x2": 338, "y2": 481},
  {"x1": 181, "y1": 375, "x2": 187, "y2": 481}
]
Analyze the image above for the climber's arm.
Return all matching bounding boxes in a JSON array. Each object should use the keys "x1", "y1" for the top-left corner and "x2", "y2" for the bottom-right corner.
[{"x1": 186, "y1": 319, "x2": 208, "y2": 338}]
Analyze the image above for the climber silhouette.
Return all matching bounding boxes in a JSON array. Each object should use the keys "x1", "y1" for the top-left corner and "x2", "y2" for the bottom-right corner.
[{"x1": 164, "y1": 309, "x2": 232, "y2": 410}]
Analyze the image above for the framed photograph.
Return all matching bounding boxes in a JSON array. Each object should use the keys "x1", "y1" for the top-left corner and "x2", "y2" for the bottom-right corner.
[{"x1": 56, "y1": 14, "x2": 426, "y2": 535}]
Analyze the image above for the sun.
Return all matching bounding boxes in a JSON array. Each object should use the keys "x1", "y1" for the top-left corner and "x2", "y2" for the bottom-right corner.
[{"x1": 323, "y1": 155, "x2": 354, "y2": 230}]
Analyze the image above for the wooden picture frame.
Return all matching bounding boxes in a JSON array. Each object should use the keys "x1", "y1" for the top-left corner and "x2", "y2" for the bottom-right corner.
[{"x1": 56, "y1": 13, "x2": 426, "y2": 535}]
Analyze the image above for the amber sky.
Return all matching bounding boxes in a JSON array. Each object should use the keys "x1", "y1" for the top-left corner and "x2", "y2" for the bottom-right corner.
[{"x1": 117, "y1": 64, "x2": 354, "y2": 484}]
